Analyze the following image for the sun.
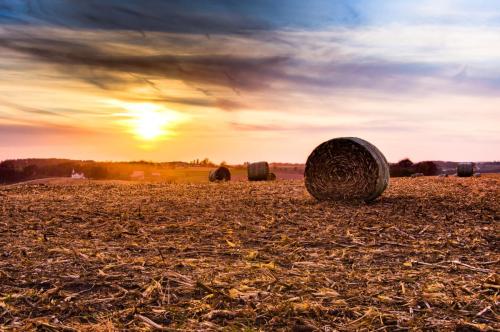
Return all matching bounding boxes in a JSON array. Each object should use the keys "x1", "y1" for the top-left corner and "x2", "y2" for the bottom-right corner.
[
  {"x1": 130, "y1": 104, "x2": 170, "y2": 140},
  {"x1": 112, "y1": 102, "x2": 183, "y2": 141}
]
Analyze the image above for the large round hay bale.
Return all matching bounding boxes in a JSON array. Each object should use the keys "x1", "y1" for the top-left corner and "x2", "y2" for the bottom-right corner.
[
  {"x1": 209, "y1": 166, "x2": 231, "y2": 182},
  {"x1": 457, "y1": 162, "x2": 473, "y2": 177},
  {"x1": 304, "y1": 137, "x2": 389, "y2": 202},
  {"x1": 247, "y1": 162, "x2": 269, "y2": 181}
]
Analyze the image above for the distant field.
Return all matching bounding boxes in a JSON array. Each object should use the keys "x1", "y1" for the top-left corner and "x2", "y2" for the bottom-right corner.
[
  {"x1": 1, "y1": 166, "x2": 304, "y2": 185},
  {"x1": 153, "y1": 167, "x2": 250, "y2": 183},
  {"x1": 0, "y1": 177, "x2": 498, "y2": 330},
  {"x1": 136, "y1": 166, "x2": 303, "y2": 182}
]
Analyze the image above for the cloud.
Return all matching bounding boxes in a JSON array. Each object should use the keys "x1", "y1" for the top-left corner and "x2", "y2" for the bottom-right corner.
[
  {"x1": 229, "y1": 121, "x2": 414, "y2": 133},
  {"x1": 0, "y1": 35, "x2": 289, "y2": 92},
  {"x1": 3, "y1": 21, "x2": 500, "y2": 115},
  {"x1": 0, "y1": 98, "x2": 66, "y2": 117},
  {"x1": 0, "y1": 30, "x2": 451, "y2": 99}
]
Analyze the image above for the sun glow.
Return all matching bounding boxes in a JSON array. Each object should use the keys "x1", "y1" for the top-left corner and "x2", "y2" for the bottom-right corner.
[{"x1": 112, "y1": 101, "x2": 183, "y2": 141}]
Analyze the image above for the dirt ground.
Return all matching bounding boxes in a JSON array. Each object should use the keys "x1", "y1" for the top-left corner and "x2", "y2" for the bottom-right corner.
[{"x1": 0, "y1": 176, "x2": 498, "y2": 331}]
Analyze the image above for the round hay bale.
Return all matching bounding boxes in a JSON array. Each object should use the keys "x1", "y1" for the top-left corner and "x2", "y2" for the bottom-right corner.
[
  {"x1": 209, "y1": 166, "x2": 231, "y2": 182},
  {"x1": 247, "y1": 162, "x2": 269, "y2": 181},
  {"x1": 457, "y1": 162, "x2": 474, "y2": 177},
  {"x1": 267, "y1": 172, "x2": 277, "y2": 181},
  {"x1": 304, "y1": 137, "x2": 389, "y2": 202}
]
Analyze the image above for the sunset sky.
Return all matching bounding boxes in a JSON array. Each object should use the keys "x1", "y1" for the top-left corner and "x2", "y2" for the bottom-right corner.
[{"x1": 0, "y1": 0, "x2": 499, "y2": 163}]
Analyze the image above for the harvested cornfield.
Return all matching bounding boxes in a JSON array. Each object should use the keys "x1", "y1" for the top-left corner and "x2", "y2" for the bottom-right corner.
[
  {"x1": 0, "y1": 176, "x2": 498, "y2": 331},
  {"x1": 458, "y1": 162, "x2": 474, "y2": 177},
  {"x1": 248, "y1": 162, "x2": 270, "y2": 181},
  {"x1": 209, "y1": 166, "x2": 231, "y2": 182},
  {"x1": 305, "y1": 137, "x2": 389, "y2": 202}
]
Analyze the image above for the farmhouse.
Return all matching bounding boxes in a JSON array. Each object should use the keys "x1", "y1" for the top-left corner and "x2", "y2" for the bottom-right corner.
[{"x1": 70, "y1": 169, "x2": 85, "y2": 179}]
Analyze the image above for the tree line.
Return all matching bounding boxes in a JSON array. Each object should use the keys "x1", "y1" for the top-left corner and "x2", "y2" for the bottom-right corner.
[
  {"x1": 0, "y1": 158, "x2": 219, "y2": 184},
  {"x1": 389, "y1": 159, "x2": 439, "y2": 177}
]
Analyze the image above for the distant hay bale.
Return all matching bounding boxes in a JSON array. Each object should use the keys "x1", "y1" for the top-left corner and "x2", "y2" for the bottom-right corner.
[
  {"x1": 304, "y1": 137, "x2": 389, "y2": 202},
  {"x1": 473, "y1": 173, "x2": 481, "y2": 177},
  {"x1": 457, "y1": 162, "x2": 474, "y2": 177},
  {"x1": 267, "y1": 172, "x2": 277, "y2": 181},
  {"x1": 247, "y1": 162, "x2": 270, "y2": 181},
  {"x1": 209, "y1": 166, "x2": 231, "y2": 182}
]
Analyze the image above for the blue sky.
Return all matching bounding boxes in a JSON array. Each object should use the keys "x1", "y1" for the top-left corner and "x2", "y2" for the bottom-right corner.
[
  {"x1": 0, "y1": 1, "x2": 499, "y2": 162},
  {"x1": 3, "y1": 1, "x2": 500, "y2": 29}
]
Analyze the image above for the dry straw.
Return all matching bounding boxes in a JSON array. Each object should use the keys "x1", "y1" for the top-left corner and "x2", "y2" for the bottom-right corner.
[
  {"x1": 209, "y1": 166, "x2": 231, "y2": 182},
  {"x1": 247, "y1": 162, "x2": 270, "y2": 181},
  {"x1": 457, "y1": 162, "x2": 474, "y2": 177},
  {"x1": 304, "y1": 137, "x2": 389, "y2": 202}
]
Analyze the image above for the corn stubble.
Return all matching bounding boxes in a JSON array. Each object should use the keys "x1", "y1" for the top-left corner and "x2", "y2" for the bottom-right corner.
[{"x1": 0, "y1": 176, "x2": 498, "y2": 331}]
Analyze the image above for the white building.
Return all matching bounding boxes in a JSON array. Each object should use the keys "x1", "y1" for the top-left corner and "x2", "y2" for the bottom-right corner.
[{"x1": 71, "y1": 169, "x2": 85, "y2": 179}]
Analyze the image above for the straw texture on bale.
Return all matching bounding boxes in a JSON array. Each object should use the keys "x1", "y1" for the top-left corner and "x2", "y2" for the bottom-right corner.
[
  {"x1": 267, "y1": 172, "x2": 277, "y2": 181},
  {"x1": 209, "y1": 166, "x2": 231, "y2": 182},
  {"x1": 247, "y1": 162, "x2": 270, "y2": 181},
  {"x1": 457, "y1": 162, "x2": 474, "y2": 177},
  {"x1": 305, "y1": 137, "x2": 389, "y2": 202}
]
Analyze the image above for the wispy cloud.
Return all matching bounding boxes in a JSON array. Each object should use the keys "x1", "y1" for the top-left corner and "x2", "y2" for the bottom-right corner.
[
  {"x1": 0, "y1": 97, "x2": 66, "y2": 117},
  {"x1": 0, "y1": 34, "x2": 288, "y2": 90}
]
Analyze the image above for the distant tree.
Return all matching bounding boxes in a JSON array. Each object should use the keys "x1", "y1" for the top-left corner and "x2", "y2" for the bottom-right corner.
[
  {"x1": 220, "y1": 161, "x2": 227, "y2": 166},
  {"x1": 22, "y1": 165, "x2": 38, "y2": 178},
  {"x1": 397, "y1": 158, "x2": 413, "y2": 168},
  {"x1": 200, "y1": 158, "x2": 214, "y2": 166},
  {"x1": 0, "y1": 160, "x2": 18, "y2": 170},
  {"x1": 390, "y1": 158, "x2": 414, "y2": 177},
  {"x1": 39, "y1": 162, "x2": 75, "y2": 177},
  {"x1": 414, "y1": 161, "x2": 439, "y2": 176},
  {"x1": 0, "y1": 166, "x2": 20, "y2": 183},
  {"x1": 86, "y1": 166, "x2": 109, "y2": 179}
]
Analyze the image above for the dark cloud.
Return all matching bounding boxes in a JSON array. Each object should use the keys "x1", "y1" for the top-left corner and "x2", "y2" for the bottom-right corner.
[
  {"x1": 0, "y1": 36, "x2": 289, "y2": 92},
  {"x1": 0, "y1": 34, "x2": 444, "y2": 95},
  {"x1": 1, "y1": 17, "x2": 489, "y2": 113},
  {"x1": 2, "y1": 31, "x2": 482, "y2": 105},
  {"x1": 1, "y1": 2, "x2": 497, "y2": 101}
]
